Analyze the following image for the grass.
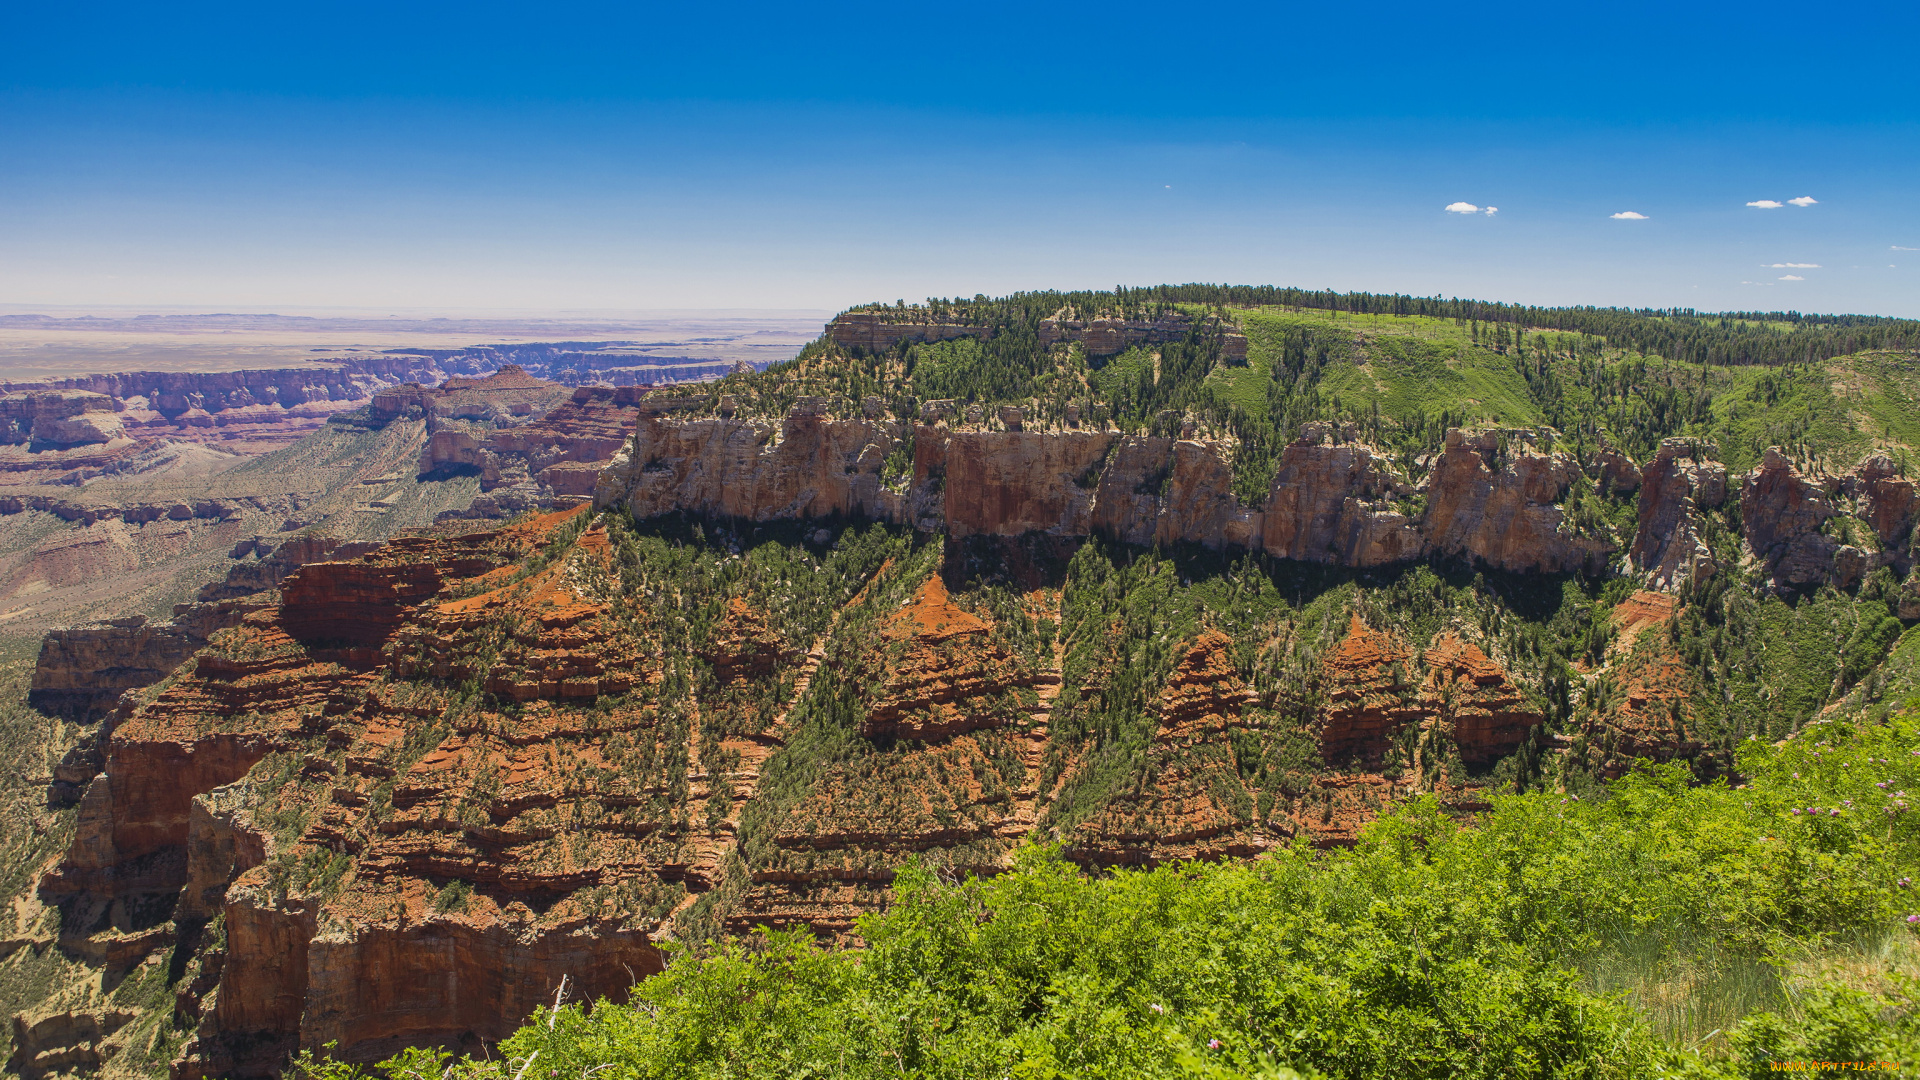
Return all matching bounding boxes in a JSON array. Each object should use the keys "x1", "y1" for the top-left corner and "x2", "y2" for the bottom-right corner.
[{"x1": 1228, "y1": 308, "x2": 1541, "y2": 428}]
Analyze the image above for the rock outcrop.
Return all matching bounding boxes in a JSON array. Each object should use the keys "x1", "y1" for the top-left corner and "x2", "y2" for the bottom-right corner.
[
  {"x1": 1065, "y1": 631, "x2": 1265, "y2": 866},
  {"x1": 1576, "y1": 642, "x2": 1720, "y2": 781},
  {"x1": 1630, "y1": 438, "x2": 1727, "y2": 590},
  {"x1": 1422, "y1": 429, "x2": 1609, "y2": 574},
  {"x1": 1260, "y1": 434, "x2": 1422, "y2": 566},
  {"x1": 1856, "y1": 454, "x2": 1917, "y2": 569},
  {"x1": 827, "y1": 313, "x2": 992, "y2": 353},
  {"x1": 856, "y1": 577, "x2": 1043, "y2": 741},
  {"x1": 1420, "y1": 633, "x2": 1542, "y2": 763},
  {"x1": 603, "y1": 408, "x2": 901, "y2": 525},
  {"x1": 353, "y1": 373, "x2": 647, "y2": 524},
  {"x1": 0, "y1": 390, "x2": 127, "y2": 447},
  {"x1": 1318, "y1": 615, "x2": 1420, "y2": 764},
  {"x1": 1038, "y1": 312, "x2": 1250, "y2": 361},
  {"x1": 1741, "y1": 448, "x2": 1839, "y2": 589},
  {"x1": 29, "y1": 535, "x2": 377, "y2": 722},
  {"x1": 1593, "y1": 438, "x2": 1642, "y2": 494},
  {"x1": 30, "y1": 616, "x2": 217, "y2": 723},
  {"x1": 369, "y1": 365, "x2": 571, "y2": 429},
  {"x1": 600, "y1": 412, "x2": 1601, "y2": 573},
  {"x1": 7, "y1": 1006, "x2": 138, "y2": 1077}
]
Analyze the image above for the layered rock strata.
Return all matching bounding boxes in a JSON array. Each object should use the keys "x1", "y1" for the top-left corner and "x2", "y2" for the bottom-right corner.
[
  {"x1": 1741, "y1": 448, "x2": 1840, "y2": 589},
  {"x1": 1064, "y1": 631, "x2": 1267, "y2": 866},
  {"x1": 1318, "y1": 615, "x2": 1421, "y2": 764},
  {"x1": 40, "y1": 510, "x2": 686, "y2": 1076},
  {"x1": 1630, "y1": 438, "x2": 1727, "y2": 590},
  {"x1": 599, "y1": 414, "x2": 1588, "y2": 574},
  {"x1": 378, "y1": 375, "x2": 646, "y2": 524},
  {"x1": 0, "y1": 357, "x2": 455, "y2": 471},
  {"x1": 1421, "y1": 429, "x2": 1608, "y2": 574},
  {"x1": 740, "y1": 574, "x2": 1051, "y2": 935},
  {"x1": 29, "y1": 535, "x2": 378, "y2": 722},
  {"x1": 1419, "y1": 634, "x2": 1543, "y2": 763},
  {"x1": 1576, "y1": 645, "x2": 1718, "y2": 781}
]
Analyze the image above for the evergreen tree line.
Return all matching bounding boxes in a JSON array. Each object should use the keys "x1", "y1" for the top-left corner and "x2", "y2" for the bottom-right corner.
[{"x1": 847, "y1": 284, "x2": 1920, "y2": 368}]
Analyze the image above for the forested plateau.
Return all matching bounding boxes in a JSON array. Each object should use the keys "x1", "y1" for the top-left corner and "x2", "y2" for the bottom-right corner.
[{"x1": 7, "y1": 286, "x2": 1920, "y2": 1080}]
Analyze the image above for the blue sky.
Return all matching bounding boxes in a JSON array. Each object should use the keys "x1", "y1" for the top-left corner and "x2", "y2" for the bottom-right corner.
[{"x1": 3, "y1": 0, "x2": 1917, "y2": 316}]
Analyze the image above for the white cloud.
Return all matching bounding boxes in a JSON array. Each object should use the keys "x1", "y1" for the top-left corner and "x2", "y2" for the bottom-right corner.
[
  {"x1": 1747, "y1": 200, "x2": 1784, "y2": 209},
  {"x1": 1778, "y1": 275, "x2": 1804, "y2": 281},
  {"x1": 1767, "y1": 262, "x2": 1820, "y2": 268},
  {"x1": 1483, "y1": 206, "x2": 1498, "y2": 216},
  {"x1": 1445, "y1": 202, "x2": 1480, "y2": 214},
  {"x1": 1893, "y1": 245, "x2": 1919, "y2": 251},
  {"x1": 1788, "y1": 196, "x2": 1818, "y2": 207},
  {"x1": 1610, "y1": 211, "x2": 1648, "y2": 220}
]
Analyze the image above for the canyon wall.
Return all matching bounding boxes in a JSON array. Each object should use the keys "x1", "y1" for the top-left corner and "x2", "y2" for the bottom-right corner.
[
  {"x1": 0, "y1": 357, "x2": 455, "y2": 462},
  {"x1": 38, "y1": 512, "x2": 689, "y2": 1077},
  {"x1": 597, "y1": 410, "x2": 1596, "y2": 575},
  {"x1": 28, "y1": 533, "x2": 384, "y2": 722},
  {"x1": 601, "y1": 402, "x2": 1913, "y2": 593},
  {"x1": 44, "y1": 438, "x2": 1898, "y2": 1077}
]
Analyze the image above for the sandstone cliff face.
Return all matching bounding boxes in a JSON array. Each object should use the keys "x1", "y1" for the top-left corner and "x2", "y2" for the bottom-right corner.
[
  {"x1": 1630, "y1": 438, "x2": 1727, "y2": 590},
  {"x1": 601, "y1": 408, "x2": 902, "y2": 525},
  {"x1": 372, "y1": 365, "x2": 572, "y2": 429},
  {"x1": 1856, "y1": 454, "x2": 1917, "y2": 569},
  {"x1": 0, "y1": 390, "x2": 126, "y2": 447},
  {"x1": 827, "y1": 313, "x2": 992, "y2": 353},
  {"x1": 412, "y1": 380, "x2": 642, "y2": 524},
  {"x1": 940, "y1": 430, "x2": 1110, "y2": 539},
  {"x1": 1420, "y1": 633, "x2": 1542, "y2": 763},
  {"x1": 1, "y1": 357, "x2": 445, "y2": 419},
  {"x1": 1594, "y1": 439, "x2": 1642, "y2": 494},
  {"x1": 30, "y1": 535, "x2": 371, "y2": 723},
  {"x1": 40, "y1": 509, "x2": 696, "y2": 1076},
  {"x1": 7, "y1": 1006, "x2": 138, "y2": 1078},
  {"x1": 30, "y1": 617, "x2": 217, "y2": 723},
  {"x1": 602, "y1": 413, "x2": 1583, "y2": 572},
  {"x1": 1421, "y1": 429, "x2": 1610, "y2": 574},
  {"x1": 1741, "y1": 448, "x2": 1839, "y2": 589},
  {"x1": 1260, "y1": 436, "x2": 1422, "y2": 566}
]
